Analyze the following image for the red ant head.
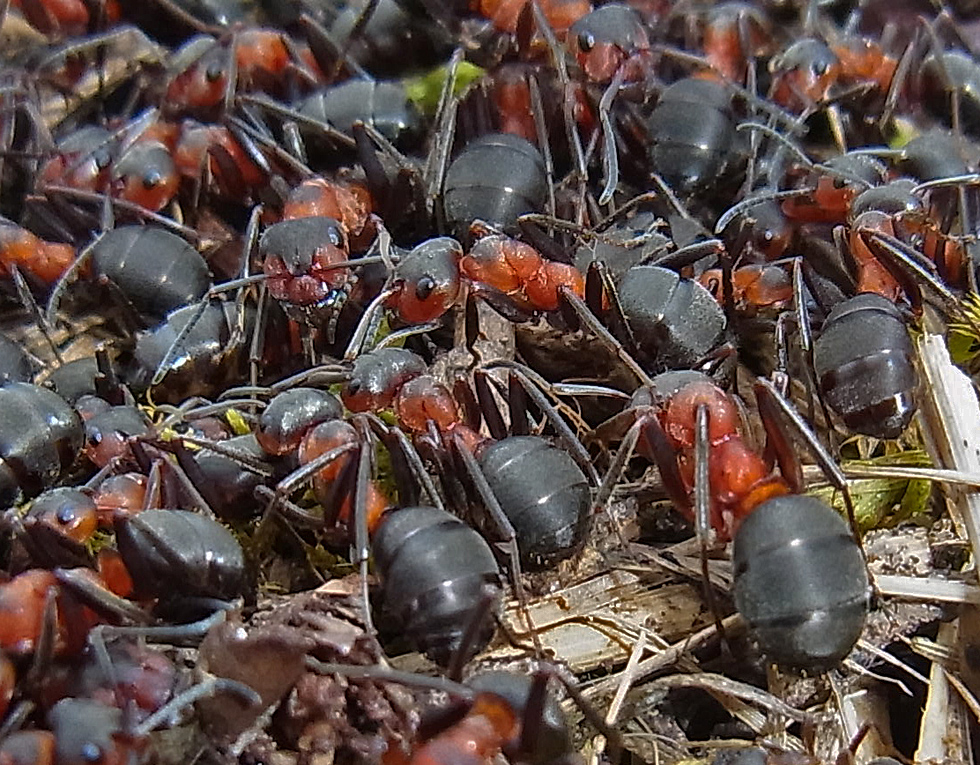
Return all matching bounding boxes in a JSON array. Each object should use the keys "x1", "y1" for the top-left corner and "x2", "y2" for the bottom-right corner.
[
  {"x1": 26, "y1": 488, "x2": 98, "y2": 545},
  {"x1": 342, "y1": 348, "x2": 427, "y2": 413},
  {"x1": 394, "y1": 375, "x2": 461, "y2": 434},
  {"x1": 261, "y1": 217, "x2": 351, "y2": 307},
  {"x1": 769, "y1": 38, "x2": 842, "y2": 109},
  {"x1": 256, "y1": 388, "x2": 343, "y2": 456},
  {"x1": 110, "y1": 141, "x2": 179, "y2": 212},
  {"x1": 569, "y1": 4, "x2": 650, "y2": 83},
  {"x1": 703, "y1": 4, "x2": 771, "y2": 82},
  {"x1": 166, "y1": 37, "x2": 230, "y2": 115},
  {"x1": 299, "y1": 419, "x2": 360, "y2": 484},
  {"x1": 389, "y1": 238, "x2": 463, "y2": 323}
]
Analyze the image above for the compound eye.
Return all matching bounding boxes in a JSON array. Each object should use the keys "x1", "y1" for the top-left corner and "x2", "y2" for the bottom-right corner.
[
  {"x1": 143, "y1": 170, "x2": 162, "y2": 189},
  {"x1": 415, "y1": 276, "x2": 436, "y2": 301},
  {"x1": 206, "y1": 62, "x2": 224, "y2": 82},
  {"x1": 578, "y1": 32, "x2": 595, "y2": 52}
]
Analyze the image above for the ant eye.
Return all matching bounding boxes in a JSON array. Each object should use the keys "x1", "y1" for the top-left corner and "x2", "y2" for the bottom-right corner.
[
  {"x1": 205, "y1": 63, "x2": 224, "y2": 82},
  {"x1": 57, "y1": 506, "x2": 74, "y2": 524},
  {"x1": 80, "y1": 743, "x2": 103, "y2": 763},
  {"x1": 578, "y1": 32, "x2": 595, "y2": 52},
  {"x1": 88, "y1": 431, "x2": 103, "y2": 447},
  {"x1": 415, "y1": 276, "x2": 436, "y2": 301},
  {"x1": 327, "y1": 228, "x2": 344, "y2": 247},
  {"x1": 95, "y1": 150, "x2": 112, "y2": 170},
  {"x1": 143, "y1": 170, "x2": 162, "y2": 189}
]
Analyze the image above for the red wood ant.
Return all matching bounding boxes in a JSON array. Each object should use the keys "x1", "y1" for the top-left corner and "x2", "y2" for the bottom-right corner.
[
  {"x1": 568, "y1": 3, "x2": 652, "y2": 84},
  {"x1": 590, "y1": 369, "x2": 870, "y2": 669},
  {"x1": 164, "y1": 30, "x2": 299, "y2": 118},
  {"x1": 594, "y1": 371, "x2": 794, "y2": 540},
  {"x1": 307, "y1": 662, "x2": 619, "y2": 765},
  {"x1": 386, "y1": 233, "x2": 585, "y2": 324},
  {"x1": 37, "y1": 112, "x2": 180, "y2": 214}
]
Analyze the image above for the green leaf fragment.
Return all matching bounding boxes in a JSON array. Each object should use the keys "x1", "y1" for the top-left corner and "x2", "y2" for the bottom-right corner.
[{"x1": 405, "y1": 61, "x2": 485, "y2": 115}]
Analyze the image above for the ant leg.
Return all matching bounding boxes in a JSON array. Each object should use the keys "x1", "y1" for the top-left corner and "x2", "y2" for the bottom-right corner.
[
  {"x1": 754, "y1": 377, "x2": 860, "y2": 540},
  {"x1": 352, "y1": 419, "x2": 378, "y2": 638},
  {"x1": 474, "y1": 369, "x2": 508, "y2": 440},
  {"x1": 595, "y1": 409, "x2": 692, "y2": 526},
  {"x1": 150, "y1": 299, "x2": 212, "y2": 387},
  {"x1": 595, "y1": 259, "x2": 641, "y2": 357},
  {"x1": 527, "y1": 73, "x2": 556, "y2": 218},
  {"x1": 306, "y1": 658, "x2": 472, "y2": 698},
  {"x1": 377, "y1": 428, "x2": 420, "y2": 508},
  {"x1": 591, "y1": 414, "x2": 641, "y2": 552},
  {"x1": 254, "y1": 442, "x2": 360, "y2": 532},
  {"x1": 649, "y1": 239, "x2": 727, "y2": 270},
  {"x1": 94, "y1": 348, "x2": 124, "y2": 405},
  {"x1": 531, "y1": 0, "x2": 588, "y2": 218},
  {"x1": 136, "y1": 676, "x2": 260, "y2": 737},
  {"x1": 584, "y1": 260, "x2": 604, "y2": 320},
  {"x1": 23, "y1": 586, "x2": 58, "y2": 690},
  {"x1": 445, "y1": 587, "x2": 501, "y2": 682},
  {"x1": 425, "y1": 50, "x2": 463, "y2": 227},
  {"x1": 878, "y1": 34, "x2": 918, "y2": 131},
  {"x1": 0, "y1": 701, "x2": 33, "y2": 741},
  {"x1": 172, "y1": 440, "x2": 228, "y2": 516},
  {"x1": 864, "y1": 230, "x2": 959, "y2": 314},
  {"x1": 381, "y1": 422, "x2": 445, "y2": 511},
  {"x1": 228, "y1": 206, "x2": 263, "y2": 340},
  {"x1": 10, "y1": 267, "x2": 62, "y2": 365},
  {"x1": 753, "y1": 377, "x2": 805, "y2": 494},
  {"x1": 142, "y1": 459, "x2": 163, "y2": 510},
  {"x1": 694, "y1": 404, "x2": 730, "y2": 647},
  {"x1": 344, "y1": 226, "x2": 397, "y2": 358},
  {"x1": 248, "y1": 284, "x2": 270, "y2": 394},
  {"x1": 53, "y1": 569, "x2": 151, "y2": 624},
  {"x1": 714, "y1": 187, "x2": 814, "y2": 235},
  {"x1": 299, "y1": 12, "x2": 370, "y2": 81},
  {"x1": 157, "y1": 450, "x2": 220, "y2": 518},
  {"x1": 559, "y1": 285, "x2": 654, "y2": 387},
  {"x1": 45, "y1": 232, "x2": 101, "y2": 326},
  {"x1": 792, "y1": 257, "x2": 837, "y2": 445},
  {"x1": 332, "y1": 0, "x2": 382, "y2": 79},
  {"x1": 538, "y1": 667, "x2": 623, "y2": 758},
  {"x1": 453, "y1": 373, "x2": 483, "y2": 433},
  {"x1": 693, "y1": 405, "x2": 712, "y2": 546},
  {"x1": 506, "y1": 368, "x2": 599, "y2": 485},
  {"x1": 254, "y1": 485, "x2": 324, "y2": 529},
  {"x1": 172, "y1": 433, "x2": 271, "y2": 477},
  {"x1": 507, "y1": 372, "x2": 530, "y2": 437},
  {"x1": 451, "y1": 433, "x2": 543, "y2": 658},
  {"x1": 597, "y1": 66, "x2": 627, "y2": 206},
  {"x1": 353, "y1": 121, "x2": 392, "y2": 210},
  {"x1": 90, "y1": 609, "x2": 234, "y2": 649}
]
